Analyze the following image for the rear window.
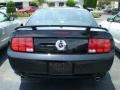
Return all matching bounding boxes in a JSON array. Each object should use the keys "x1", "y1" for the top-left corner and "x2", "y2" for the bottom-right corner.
[{"x1": 26, "y1": 8, "x2": 98, "y2": 27}]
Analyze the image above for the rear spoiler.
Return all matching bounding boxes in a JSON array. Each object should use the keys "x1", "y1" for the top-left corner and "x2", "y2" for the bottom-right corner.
[{"x1": 15, "y1": 25, "x2": 108, "y2": 32}]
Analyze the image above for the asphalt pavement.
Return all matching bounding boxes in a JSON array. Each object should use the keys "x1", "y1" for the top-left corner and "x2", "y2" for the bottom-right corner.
[{"x1": 0, "y1": 14, "x2": 120, "y2": 90}]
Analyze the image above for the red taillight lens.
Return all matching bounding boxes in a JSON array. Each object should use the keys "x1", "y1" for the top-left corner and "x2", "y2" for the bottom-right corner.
[
  {"x1": 88, "y1": 39, "x2": 112, "y2": 53},
  {"x1": 11, "y1": 37, "x2": 34, "y2": 52}
]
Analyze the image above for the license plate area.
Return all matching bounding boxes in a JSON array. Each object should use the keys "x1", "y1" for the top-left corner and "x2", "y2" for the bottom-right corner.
[{"x1": 49, "y1": 62, "x2": 72, "y2": 75}]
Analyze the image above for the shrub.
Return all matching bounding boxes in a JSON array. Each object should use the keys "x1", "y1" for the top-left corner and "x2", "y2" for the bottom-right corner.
[
  {"x1": 6, "y1": 1, "x2": 16, "y2": 13},
  {"x1": 30, "y1": 1, "x2": 38, "y2": 7},
  {"x1": 8, "y1": 13, "x2": 32, "y2": 17},
  {"x1": 37, "y1": 0, "x2": 45, "y2": 5},
  {"x1": 66, "y1": 0, "x2": 76, "y2": 7},
  {"x1": 84, "y1": 0, "x2": 97, "y2": 8}
]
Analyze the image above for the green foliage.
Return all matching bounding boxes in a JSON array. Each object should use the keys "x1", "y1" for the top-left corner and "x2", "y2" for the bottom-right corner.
[
  {"x1": 6, "y1": 1, "x2": 16, "y2": 13},
  {"x1": 84, "y1": 0, "x2": 97, "y2": 8},
  {"x1": 97, "y1": 2, "x2": 103, "y2": 8},
  {"x1": 66, "y1": 0, "x2": 76, "y2": 7},
  {"x1": 30, "y1": 1, "x2": 38, "y2": 7},
  {"x1": 97, "y1": 0, "x2": 110, "y2": 8},
  {"x1": 36, "y1": 0, "x2": 45, "y2": 5},
  {"x1": 8, "y1": 13, "x2": 32, "y2": 17}
]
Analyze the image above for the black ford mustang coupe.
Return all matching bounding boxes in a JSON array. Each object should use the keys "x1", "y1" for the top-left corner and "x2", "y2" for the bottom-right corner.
[{"x1": 8, "y1": 8, "x2": 114, "y2": 79}]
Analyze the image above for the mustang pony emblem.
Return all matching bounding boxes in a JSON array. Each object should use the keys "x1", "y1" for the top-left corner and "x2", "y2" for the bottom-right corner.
[{"x1": 55, "y1": 40, "x2": 67, "y2": 51}]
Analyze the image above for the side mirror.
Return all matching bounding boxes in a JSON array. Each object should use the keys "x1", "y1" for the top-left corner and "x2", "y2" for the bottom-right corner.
[
  {"x1": 107, "y1": 17, "x2": 113, "y2": 22},
  {"x1": 9, "y1": 17, "x2": 15, "y2": 21}
]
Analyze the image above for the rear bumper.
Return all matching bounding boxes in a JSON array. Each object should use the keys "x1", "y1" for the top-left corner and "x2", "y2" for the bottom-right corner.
[{"x1": 8, "y1": 50, "x2": 114, "y2": 77}]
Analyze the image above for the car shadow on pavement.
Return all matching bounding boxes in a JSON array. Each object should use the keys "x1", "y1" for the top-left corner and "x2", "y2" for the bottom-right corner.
[
  {"x1": 19, "y1": 73, "x2": 116, "y2": 90},
  {"x1": 0, "y1": 47, "x2": 8, "y2": 66}
]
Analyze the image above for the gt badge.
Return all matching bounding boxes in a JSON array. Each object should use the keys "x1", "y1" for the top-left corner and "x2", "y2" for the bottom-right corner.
[{"x1": 55, "y1": 40, "x2": 66, "y2": 51}]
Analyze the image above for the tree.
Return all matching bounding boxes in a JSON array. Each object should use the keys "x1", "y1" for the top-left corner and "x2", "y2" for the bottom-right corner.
[
  {"x1": 66, "y1": 0, "x2": 76, "y2": 7},
  {"x1": 84, "y1": 0, "x2": 97, "y2": 8},
  {"x1": 30, "y1": 1, "x2": 38, "y2": 7},
  {"x1": 118, "y1": 0, "x2": 120, "y2": 10},
  {"x1": 6, "y1": 1, "x2": 16, "y2": 13},
  {"x1": 36, "y1": 0, "x2": 45, "y2": 5},
  {"x1": 97, "y1": 0, "x2": 110, "y2": 6}
]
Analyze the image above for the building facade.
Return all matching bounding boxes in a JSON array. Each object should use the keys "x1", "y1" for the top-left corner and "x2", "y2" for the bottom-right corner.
[
  {"x1": 46, "y1": 0, "x2": 84, "y2": 7},
  {"x1": 0, "y1": 0, "x2": 84, "y2": 8},
  {"x1": 0, "y1": 0, "x2": 32, "y2": 9}
]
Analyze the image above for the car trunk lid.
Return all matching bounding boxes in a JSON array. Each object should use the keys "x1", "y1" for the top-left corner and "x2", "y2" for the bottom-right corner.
[{"x1": 12, "y1": 26, "x2": 111, "y2": 54}]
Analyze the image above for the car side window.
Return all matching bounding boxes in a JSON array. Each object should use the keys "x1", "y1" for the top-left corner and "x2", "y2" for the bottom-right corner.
[
  {"x1": 114, "y1": 15, "x2": 120, "y2": 23},
  {"x1": 0, "y1": 13, "x2": 8, "y2": 22}
]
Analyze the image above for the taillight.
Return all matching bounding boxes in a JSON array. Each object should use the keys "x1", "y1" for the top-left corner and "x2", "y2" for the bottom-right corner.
[
  {"x1": 11, "y1": 37, "x2": 34, "y2": 52},
  {"x1": 88, "y1": 39, "x2": 112, "y2": 53}
]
